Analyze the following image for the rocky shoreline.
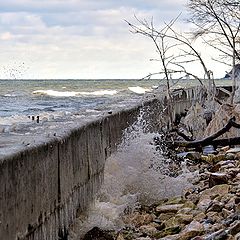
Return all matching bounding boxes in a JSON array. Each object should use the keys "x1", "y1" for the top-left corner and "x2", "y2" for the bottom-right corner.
[{"x1": 82, "y1": 144, "x2": 240, "y2": 240}]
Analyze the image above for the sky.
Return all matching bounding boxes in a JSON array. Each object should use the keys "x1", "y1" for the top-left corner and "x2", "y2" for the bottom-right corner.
[{"x1": 0, "y1": 0, "x2": 228, "y2": 79}]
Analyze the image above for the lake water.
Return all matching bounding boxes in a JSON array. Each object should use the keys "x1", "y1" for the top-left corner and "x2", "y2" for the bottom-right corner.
[
  {"x1": 0, "y1": 78, "x2": 230, "y2": 116},
  {"x1": 0, "y1": 79, "x2": 160, "y2": 117}
]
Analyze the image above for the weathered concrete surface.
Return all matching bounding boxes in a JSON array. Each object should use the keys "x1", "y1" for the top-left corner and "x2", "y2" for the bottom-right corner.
[
  {"x1": 0, "y1": 88, "x2": 200, "y2": 240},
  {"x1": 0, "y1": 97, "x2": 164, "y2": 240}
]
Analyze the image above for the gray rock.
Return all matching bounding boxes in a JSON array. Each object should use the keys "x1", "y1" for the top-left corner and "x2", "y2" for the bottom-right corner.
[
  {"x1": 225, "y1": 153, "x2": 236, "y2": 160},
  {"x1": 203, "y1": 145, "x2": 217, "y2": 155},
  {"x1": 192, "y1": 237, "x2": 204, "y2": 240},
  {"x1": 205, "y1": 229, "x2": 228, "y2": 240},
  {"x1": 197, "y1": 198, "x2": 212, "y2": 211},
  {"x1": 177, "y1": 151, "x2": 201, "y2": 161},
  {"x1": 228, "y1": 220, "x2": 240, "y2": 235},
  {"x1": 177, "y1": 220, "x2": 204, "y2": 240},
  {"x1": 207, "y1": 201, "x2": 224, "y2": 213},
  {"x1": 199, "y1": 184, "x2": 229, "y2": 202},
  {"x1": 156, "y1": 204, "x2": 184, "y2": 213},
  {"x1": 209, "y1": 173, "x2": 228, "y2": 187},
  {"x1": 226, "y1": 147, "x2": 240, "y2": 153},
  {"x1": 235, "y1": 232, "x2": 240, "y2": 240}
]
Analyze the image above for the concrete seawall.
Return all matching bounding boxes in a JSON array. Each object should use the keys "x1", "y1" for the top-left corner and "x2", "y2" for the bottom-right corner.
[
  {"x1": 0, "y1": 98, "x2": 166, "y2": 240},
  {"x1": 0, "y1": 87, "x2": 203, "y2": 240}
]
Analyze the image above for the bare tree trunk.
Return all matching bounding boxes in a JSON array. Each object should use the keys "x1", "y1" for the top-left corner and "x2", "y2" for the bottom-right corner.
[{"x1": 232, "y1": 41, "x2": 236, "y2": 103}]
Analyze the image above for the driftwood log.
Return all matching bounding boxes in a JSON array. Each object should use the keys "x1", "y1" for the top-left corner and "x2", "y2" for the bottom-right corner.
[{"x1": 171, "y1": 117, "x2": 240, "y2": 148}]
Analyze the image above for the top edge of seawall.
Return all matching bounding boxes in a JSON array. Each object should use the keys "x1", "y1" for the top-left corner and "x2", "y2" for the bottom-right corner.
[{"x1": 0, "y1": 97, "x2": 159, "y2": 162}]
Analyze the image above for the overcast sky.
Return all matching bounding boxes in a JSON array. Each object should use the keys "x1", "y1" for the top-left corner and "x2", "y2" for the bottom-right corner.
[{"x1": 0, "y1": 0, "x2": 227, "y2": 79}]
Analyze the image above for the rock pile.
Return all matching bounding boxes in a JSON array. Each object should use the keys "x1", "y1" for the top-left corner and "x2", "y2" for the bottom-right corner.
[{"x1": 83, "y1": 145, "x2": 240, "y2": 239}]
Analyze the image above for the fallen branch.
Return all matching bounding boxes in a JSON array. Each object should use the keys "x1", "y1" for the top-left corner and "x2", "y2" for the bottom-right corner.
[
  {"x1": 210, "y1": 137, "x2": 240, "y2": 147},
  {"x1": 171, "y1": 128, "x2": 193, "y2": 141},
  {"x1": 170, "y1": 117, "x2": 240, "y2": 148}
]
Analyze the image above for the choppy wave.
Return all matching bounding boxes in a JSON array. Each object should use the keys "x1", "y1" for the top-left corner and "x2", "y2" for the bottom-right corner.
[
  {"x1": 128, "y1": 86, "x2": 151, "y2": 94},
  {"x1": 32, "y1": 89, "x2": 118, "y2": 97}
]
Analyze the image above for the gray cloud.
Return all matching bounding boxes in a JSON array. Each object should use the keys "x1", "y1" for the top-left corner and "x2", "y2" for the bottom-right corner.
[{"x1": 0, "y1": 0, "x2": 204, "y2": 79}]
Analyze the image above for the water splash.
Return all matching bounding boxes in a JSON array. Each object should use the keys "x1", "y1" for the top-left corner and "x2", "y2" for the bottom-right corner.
[{"x1": 69, "y1": 108, "x2": 194, "y2": 239}]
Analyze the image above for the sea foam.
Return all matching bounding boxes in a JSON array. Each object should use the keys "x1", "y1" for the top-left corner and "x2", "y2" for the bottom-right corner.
[{"x1": 128, "y1": 86, "x2": 151, "y2": 94}]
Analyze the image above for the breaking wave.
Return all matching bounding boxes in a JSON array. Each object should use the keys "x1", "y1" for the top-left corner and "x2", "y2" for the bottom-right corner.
[
  {"x1": 32, "y1": 89, "x2": 118, "y2": 97},
  {"x1": 128, "y1": 86, "x2": 152, "y2": 94},
  {"x1": 69, "y1": 110, "x2": 194, "y2": 239}
]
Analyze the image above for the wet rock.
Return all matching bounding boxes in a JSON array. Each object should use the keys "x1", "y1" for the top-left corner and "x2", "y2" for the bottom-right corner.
[
  {"x1": 221, "y1": 193, "x2": 234, "y2": 204},
  {"x1": 155, "y1": 225, "x2": 181, "y2": 238},
  {"x1": 194, "y1": 212, "x2": 206, "y2": 222},
  {"x1": 128, "y1": 212, "x2": 155, "y2": 227},
  {"x1": 116, "y1": 233, "x2": 125, "y2": 240},
  {"x1": 139, "y1": 224, "x2": 159, "y2": 237},
  {"x1": 235, "y1": 232, "x2": 240, "y2": 239},
  {"x1": 214, "y1": 154, "x2": 226, "y2": 163},
  {"x1": 235, "y1": 152, "x2": 240, "y2": 160},
  {"x1": 203, "y1": 145, "x2": 217, "y2": 155},
  {"x1": 182, "y1": 200, "x2": 196, "y2": 209},
  {"x1": 222, "y1": 208, "x2": 233, "y2": 218},
  {"x1": 177, "y1": 207, "x2": 193, "y2": 215},
  {"x1": 156, "y1": 204, "x2": 184, "y2": 213},
  {"x1": 201, "y1": 154, "x2": 215, "y2": 164},
  {"x1": 229, "y1": 185, "x2": 240, "y2": 194},
  {"x1": 191, "y1": 237, "x2": 204, "y2": 240},
  {"x1": 199, "y1": 184, "x2": 229, "y2": 201},
  {"x1": 164, "y1": 217, "x2": 179, "y2": 228},
  {"x1": 120, "y1": 227, "x2": 140, "y2": 240},
  {"x1": 225, "y1": 153, "x2": 236, "y2": 160},
  {"x1": 165, "y1": 196, "x2": 185, "y2": 205},
  {"x1": 175, "y1": 213, "x2": 193, "y2": 224},
  {"x1": 223, "y1": 213, "x2": 240, "y2": 226},
  {"x1": 235, "y1": 197, "x2": 240, "y2": 204},
  {"x1": 225, "y1": 197, "x2": 236, "y2": 211},
  {"x1": 197, "y1": 198, "x2": 212, "y2": 211},
  {"x1": 206, "y1": 211, "x2": 221, "y2": 223},
  {"x1": 205, "y1": 229, "x2": 228, "y2": 240},
  {"x1": 220, "y1": 146, "x2": 230, "y2": 152},
  {"x1": 185, "y1": 193, "x2": 200, "y2": 205},
  {"x1": 155, "y1": 221, "x2": 166, "y2": 231},
  {"x1": 201, "y1": 153, "x2": 225, "y2": 164},
  {"x1": 211, "y1": 223, "x2": 224, "y2": 232},
  {"x1": 177, "y1": 220, "x2": 204, "y2": 240},
  {"x1": 158, "y1": 213, "x2": 176, "y2": 221},
  {"x1": 209, "y1": 173, "x2": 228, "y2": 187},
  {"x1": 160, "y1": 236, "x2": 179, "y2": 240},
  {"x1": 228, "y1": 220, "x2": 240, "y2": 235},
  {"x1": 206, "y1": 200, "x2": 224, "y2": 212},
  {"x1": 209, "y1": 163, "x2": 221, "y2": 173},
  {"x1": 186, "y1": 152, "x2": 201, "y2": 161},
  {"x1": 135, "y1": 237, "x2": 152, "y2": 240},
  {"x1": 226, "y1": 235, "x2": 234, "y2": 240},
  {"x1": 235, "y1": 173, "x2": 240, "y2": 181},
  {"x1": 82, "y1": 227, "x2": 114, "y2": 240},
  {"x1": 226, "y1": 147, "x2": 240, "y2": 154}
]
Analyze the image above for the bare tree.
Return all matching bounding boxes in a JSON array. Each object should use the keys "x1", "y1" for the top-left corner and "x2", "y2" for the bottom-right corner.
[
  {"x1": 125, "y1": 16, "x2": 212, "y2": 83},
  {"x1": 125, "y1": 15, "x2": 217, "y2": 126},
  {"x1": 187, "y1": 0, "x2": 240, "y2": 102},
  {"x1": 125, "y1": 16, "x2": 177, "y2": 125}
]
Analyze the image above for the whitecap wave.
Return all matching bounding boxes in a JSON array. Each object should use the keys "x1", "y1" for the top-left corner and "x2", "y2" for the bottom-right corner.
[
  {"x1": 128, "y1": 86, "x2": 151, "y2": 94},
  {"x1": 32, "y1": 89, "x2": 118, "y2": 97},
  {"x1": 33, "y1": 90, "x2": 78, "y2": 97}
]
